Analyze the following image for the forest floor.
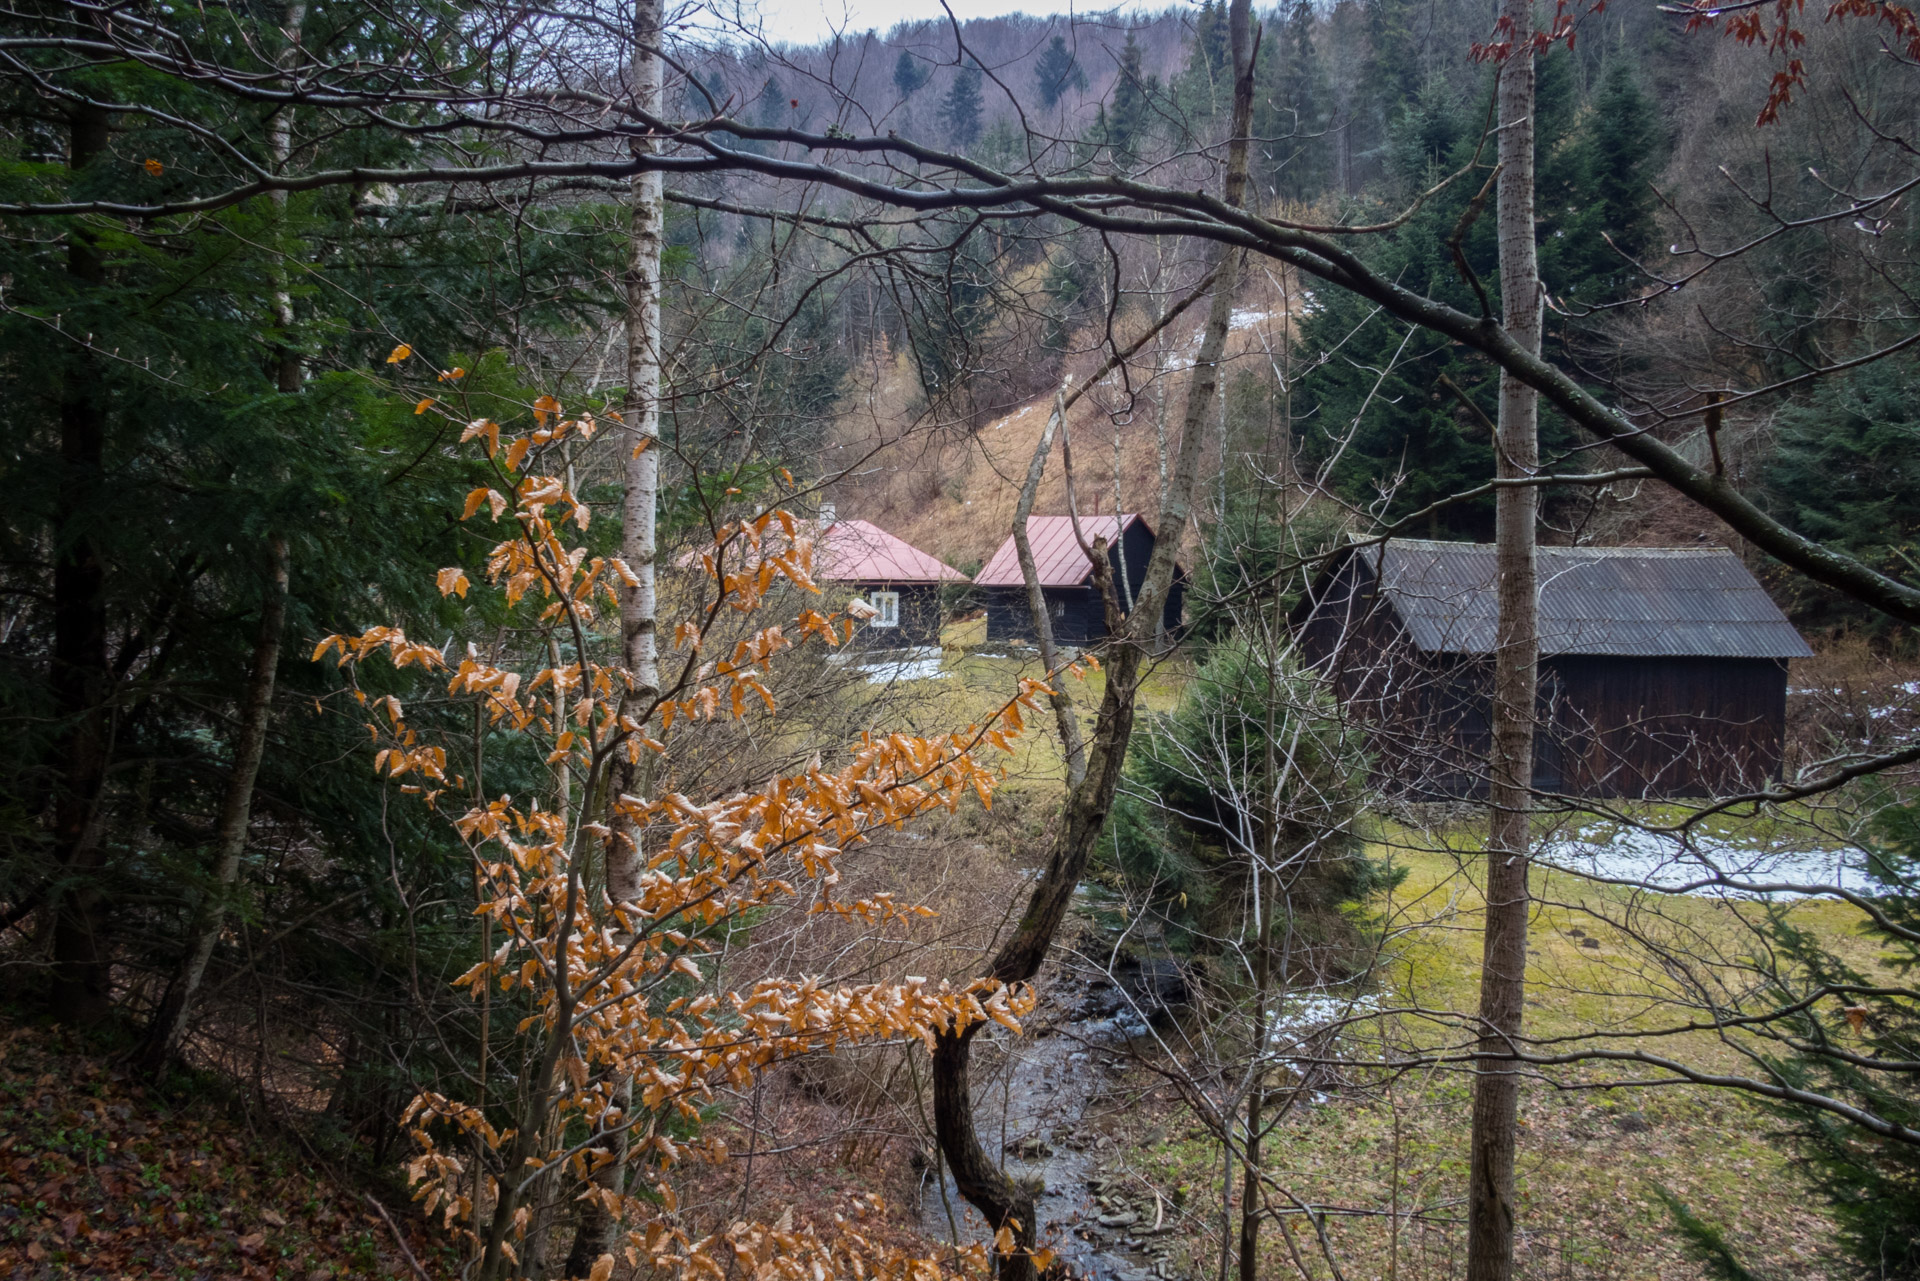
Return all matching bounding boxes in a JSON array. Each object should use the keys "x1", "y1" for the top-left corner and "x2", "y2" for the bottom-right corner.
[{"x1": 0, "y1": 1018, "x2": 450, "y2": 1281}]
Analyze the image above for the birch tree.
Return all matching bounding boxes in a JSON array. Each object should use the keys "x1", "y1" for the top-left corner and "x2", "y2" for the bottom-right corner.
[{"x1": 563, "y1": 0, "x2": 665, "y2": 1266}]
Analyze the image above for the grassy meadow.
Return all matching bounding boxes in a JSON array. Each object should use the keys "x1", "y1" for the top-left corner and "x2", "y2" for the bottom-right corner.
[{"x1": 893, "y1": 625, "x2": 1871, "y2": 1279}]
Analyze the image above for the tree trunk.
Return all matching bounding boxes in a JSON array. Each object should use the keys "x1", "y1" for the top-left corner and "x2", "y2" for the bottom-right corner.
[
  {"x1": 47, "y1": 102, "x2": 115, "y2": 1026},
  {"x1": 268, "y1": 1, "x2": 308, "y2": 395},
  {"x1": 1013, "y1": 391, "x2": 1088, "y2": 788},
  {"x1": 929, "y1": 7, "x2": 1258, "y2": 1273},
  {"x1": 564, "y1": 0, "x2": 661, "y2": 1269},
  {"x1": 137, "y1": 0, "x2": 304, "y2": 1070},
  {"x1": 1465, "y1": 7, "x2": 1540, "y2": 1280},
  {"x1": 139, "y1": 537, "x2": 290, "y2": 1072}
]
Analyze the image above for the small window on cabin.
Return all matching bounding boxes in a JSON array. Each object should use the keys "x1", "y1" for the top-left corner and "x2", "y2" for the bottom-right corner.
[
  {"x1": 869, "y1": 591, "x2": 900, "y2": 628},
  {"x1": 1049, "y1": 596, "x2": 1067, "y2": 621}
]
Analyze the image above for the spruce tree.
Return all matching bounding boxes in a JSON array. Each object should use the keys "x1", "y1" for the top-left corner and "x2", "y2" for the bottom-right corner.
[
  {"x1": 894, "y1": 49, "x2": 930, "y2": 99},
  {"x1": 1172, "y1": 0, "x2": 1232, "y2": 129},
  {"x1": 1035, "y1": 34, "x2": 1086, "y2": 110},
  {"x1": 1105, "y1": 32, "x2": 1157, "y2": 168},
  {"x1": 1255, "y1": 0, "x2": 1332, "y2": 202},
  {"x1": 1764, "y1": 359, "x2": 1920, "y2": 645},
  {"x1": 1552, "y1": 61, "x2": 1660, "y2": 301},
  {"x1": 942, "y1": 64, "x2": 985, "y2": 150}
]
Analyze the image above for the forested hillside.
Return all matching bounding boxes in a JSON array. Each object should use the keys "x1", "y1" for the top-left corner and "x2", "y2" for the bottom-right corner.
[{"x1": 2, "y1": 0, "x2": 1918, "y2": 1278}]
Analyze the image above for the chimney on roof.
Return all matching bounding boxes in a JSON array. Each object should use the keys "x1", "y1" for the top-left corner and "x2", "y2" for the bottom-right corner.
[{"x1": 819, "y1": 502, "x2": 836, "y2": 531}]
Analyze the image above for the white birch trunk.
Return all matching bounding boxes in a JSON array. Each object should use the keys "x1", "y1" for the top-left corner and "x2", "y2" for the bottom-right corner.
[{"x1": 563, "y1": 1, "x2": 660, "y2": 1269}]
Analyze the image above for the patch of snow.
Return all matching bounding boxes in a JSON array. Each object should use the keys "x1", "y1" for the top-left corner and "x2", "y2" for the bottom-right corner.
[
  {"x1": 1229, "y1": 307, "x2": 1274, "y2": 330},
  {"x1": 1535, "y1": 820, "x2": 1887, "y2": 899},
  {"x1": 1263, "y1": 991, "x2": 1381, "y2": 1065},
  {"x1": 851, "y1": 646, "x2": 949, "y2": 686}
]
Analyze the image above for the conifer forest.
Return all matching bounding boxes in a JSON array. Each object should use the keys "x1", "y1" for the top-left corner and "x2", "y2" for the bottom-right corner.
[{"x1": 6, "y1": 0, "x2": 1920, "y2": 1276}]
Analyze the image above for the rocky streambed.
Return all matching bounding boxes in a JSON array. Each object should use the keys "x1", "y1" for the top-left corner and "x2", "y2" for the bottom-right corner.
[{"x1": 917, "y1": 924, "x2": 1194, "y2": 1281}]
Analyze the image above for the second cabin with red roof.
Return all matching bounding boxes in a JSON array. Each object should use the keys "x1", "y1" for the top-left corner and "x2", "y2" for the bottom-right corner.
[
  {"x1": 815, "y1": 506, "x2": 969, "y2": 647},
  {"x1": 973, "y1": 514, "x2": 1185, "y2": 647}
]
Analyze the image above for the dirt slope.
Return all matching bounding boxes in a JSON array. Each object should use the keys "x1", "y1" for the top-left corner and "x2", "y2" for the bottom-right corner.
[{"x1": 827, "y1": 282, "x2": 1300, "y2": 575}]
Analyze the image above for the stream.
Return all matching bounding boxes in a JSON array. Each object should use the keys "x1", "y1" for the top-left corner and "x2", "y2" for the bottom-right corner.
[{"x1": 917, "y1": 891, "x2": 1190, "y2": 1281}]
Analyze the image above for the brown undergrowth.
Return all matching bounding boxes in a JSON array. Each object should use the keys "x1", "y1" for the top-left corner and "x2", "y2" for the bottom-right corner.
[{"x1": 0, "y1": 1017, "x2": 449, "y2": 1281}]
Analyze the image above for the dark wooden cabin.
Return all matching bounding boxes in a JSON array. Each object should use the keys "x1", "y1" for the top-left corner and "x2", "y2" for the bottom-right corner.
[
  {"x1": 975, "y1": 514, "x2": 1184, "y2": 646},
  {"x1": 1293, "y1": 539, "x2": 1813, "y2": 799},
  {"x1": 818, "y1": 516, "x2": 967, "y2": 647}
]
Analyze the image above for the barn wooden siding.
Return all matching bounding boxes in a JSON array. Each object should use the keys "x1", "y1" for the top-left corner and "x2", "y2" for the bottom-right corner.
[
  {"x1": 844, "y1": 581, "x2": 946, "y2": 648},
  {"x1": 983, "y1": 518, "x2": 1184, "y2": 646},
  {"x1": 1295, "y1": 541, "x2": 1809, "y2": 800}
]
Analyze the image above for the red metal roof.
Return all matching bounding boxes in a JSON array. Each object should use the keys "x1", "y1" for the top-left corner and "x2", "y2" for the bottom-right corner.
[
  {"x1": 819, "y1": 519, "x2": 968, "y2": 584},
  {"x1": 973, "y1": 514, "x2": 1144, "y2": 587}
]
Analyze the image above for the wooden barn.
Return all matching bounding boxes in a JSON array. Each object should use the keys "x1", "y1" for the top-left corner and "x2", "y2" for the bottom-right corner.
[
  {"x1": 1293, "y1": 539, "x2": 1813, "y2": 799},
  {"x1": 816, "y1": 514, "x2": 967, "y2": 647},
  {"x1": 974, "y1": 514, "x2": 1184, "y2": 646}
]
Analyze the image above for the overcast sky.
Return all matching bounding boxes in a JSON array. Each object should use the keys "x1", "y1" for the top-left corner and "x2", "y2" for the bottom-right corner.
[{"x1": 697, "y1": 0, "x2": 1156, "y2": 49}]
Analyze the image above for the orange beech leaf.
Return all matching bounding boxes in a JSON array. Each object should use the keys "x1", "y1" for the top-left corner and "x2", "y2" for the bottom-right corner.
[
  {"x1": 386, "y1": 343, "x2": 412, "y2": 363},
  {"x1": 505, "y1": 436, "x2": 532, "y2": 472},
  {"x1": 414, "y1": 397, "x2": 435, "y2": 414},
  {"x1": 330, "y1": 470, "x2": 1043, "y2": 1275},
  {"x1": 436, "y1": 567, "x2": 470, "y2": 598},
  {"x1": 143, "y1": 157, "x2": 164, "y2": 175},
  {"x1": 533, "y1": 394, "x2": 561, "y2": 426},
  {"x1": 438, "y1": 366, "x2": 466, "y2": 381}
]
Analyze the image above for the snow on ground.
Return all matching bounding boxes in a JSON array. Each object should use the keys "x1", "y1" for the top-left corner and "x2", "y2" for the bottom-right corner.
[
  {"x1": 848, "y1": 646, "x2": 949, "y2": 685},
  {"x1": 1535, "y1": 820, "x2": 1885, "y2": 899},
  {"x1": 1265, "y1": 992, "x2": 1382, "y2": 1055}
]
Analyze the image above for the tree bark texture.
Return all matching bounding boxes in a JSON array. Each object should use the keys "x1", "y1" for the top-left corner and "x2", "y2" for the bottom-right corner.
[
  {"x1": 566, "y1": 0, "x2": 661, "y2": 1270},
  {"x1": 1466, "y1": 10, "x2": 1541, "y2": 1281},
  {"x1": 48, "y1": 102, "x2": 114, "y2": 1025},
  {"x1": 1014, "y1": 390, "x2": 1088, "y2": 788},
  {"x1": 268, "y1": 1, "x2": 308, "y2": 395},
  {"x1": 929, "y1": 7, "x2": 1257, "y2": 1274},
  {"x1": 139, "y1": 537, "x2": 290, "y2": 1072}
]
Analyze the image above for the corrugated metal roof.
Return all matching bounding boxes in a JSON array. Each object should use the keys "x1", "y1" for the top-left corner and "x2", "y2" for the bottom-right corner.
[
  {"x1": 973, "y1": 514, "x2": 1143, "y2": 587},
  {"x1": 1350, "y1": 538, "x2": 1813, "y2": 659},
  {"x1": 818, "y1": 519, "x2": 968, "y2": 584}
]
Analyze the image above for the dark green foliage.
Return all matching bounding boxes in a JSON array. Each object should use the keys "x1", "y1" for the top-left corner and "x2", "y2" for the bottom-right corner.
[
  {"x1": 1105, "y1": 636, "x2": 1387, "y2": 952},
  {"x1": 1035, "y1": 35, "x2": 1087, "y2": 110},
  {"x1": 1293, "y1": 50, "x2": 1663, "y2": 536},
  {"x1": 1540, "y1": 61, "x2": 1661, "y2": 305},
  {"x1": 0, "y1": 0, "x2": 641, "y2": 1171},
  {"x1": 1754, "y1": 798, "x2": 1920, "y2": 1278},
  {"x1": 942, "y1": 64, "x2": 986, "y2": 150},
  {"x1": 1172, "y1": 0, "x2": 1232, "y2": 130},
  {"x1": 1103, "y1": 33, "x2": 1158, "y2": 169},
  {"x1": 1254, "y1": 0, "x2": 1332, "y2": 203},
  {"x1": 1188, "y1": 499, "x2": 1347, "y2": 650},
  {"x1": 1040, "y1": 238, "x2": 1098, "y2": 352},
  {"x1": 756, "y1": 74, "x2": 789, "y2": 127},
  {"x1": 1763, "y1": 359, "x2": 1920, "y2": 646},
  {"x1": 894, "y1": 49, "x2": 931, "y2": 98},
  {"x1": 1291, "y1": 106, "x2": 1506, "y2": 538},
  {"x1": 898, "y1": 218, "x2": 998, "y2": 400}
]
